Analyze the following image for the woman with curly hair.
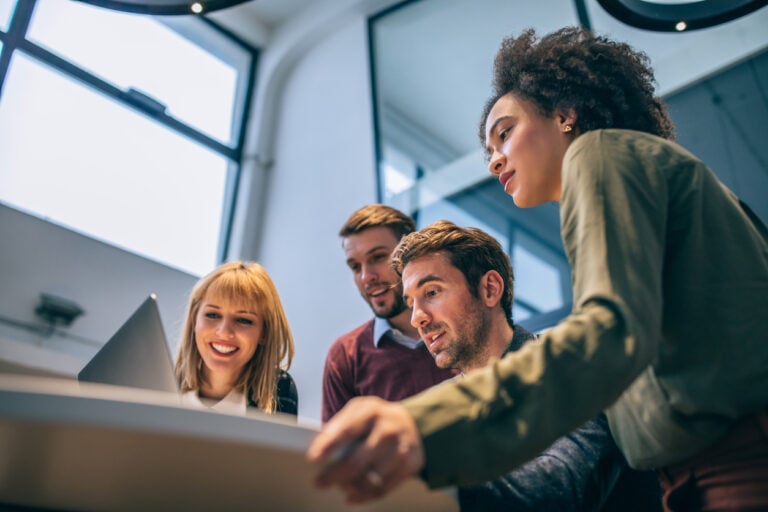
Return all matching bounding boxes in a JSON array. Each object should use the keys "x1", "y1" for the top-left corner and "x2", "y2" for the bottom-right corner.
[
  {"x1": 175, "y1": 260, "x2": 297, "y2": 416},
  {"x1": 308, "y1": 28, "x2": 768, "y2": 510}
]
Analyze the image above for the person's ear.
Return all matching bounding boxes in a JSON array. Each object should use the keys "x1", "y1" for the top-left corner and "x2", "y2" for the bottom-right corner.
[
  {"x1": 479, "y1": 270, "x2": 505, "y2": 308},
  {"x1": 556, "y1": 108, "x2": 578, "y2": 134}
]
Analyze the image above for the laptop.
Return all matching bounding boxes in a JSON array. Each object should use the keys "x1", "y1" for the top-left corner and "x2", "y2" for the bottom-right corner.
[{"x1": 78, "y1": 294, "x2": 179, "y2": 394}]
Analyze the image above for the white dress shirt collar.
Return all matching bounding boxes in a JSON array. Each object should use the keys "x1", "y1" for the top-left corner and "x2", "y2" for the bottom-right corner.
[{"x1": 373, "y1": 316, "x2": 422, "y2": 349}]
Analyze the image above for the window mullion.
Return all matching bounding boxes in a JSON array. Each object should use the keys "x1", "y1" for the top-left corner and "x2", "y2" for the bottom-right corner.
[
  {"x1": 16, "y1": 36, "x2": 238, "y2": 161},
  {"x1": 0, "y1": 0, "x2": 35, "y2": 97}
]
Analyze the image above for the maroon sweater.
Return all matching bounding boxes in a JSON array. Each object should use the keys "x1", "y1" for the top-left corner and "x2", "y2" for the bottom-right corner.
[{"x1": 321, "y1": 319, "x2": 457, "y2": 422}]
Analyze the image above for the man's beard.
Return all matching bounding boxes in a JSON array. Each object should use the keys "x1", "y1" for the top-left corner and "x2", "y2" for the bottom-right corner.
[
  {"x1": 368, "y1": 288, "x2": 407, "y2": 319},
  {"x1": 436, "y1": 299, "x2": 492, "y2": 371}
]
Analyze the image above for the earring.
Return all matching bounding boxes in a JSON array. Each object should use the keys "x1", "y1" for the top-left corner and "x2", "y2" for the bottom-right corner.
[{"x1": 563, "y1": 124, "x2": 573, "y2": 133}]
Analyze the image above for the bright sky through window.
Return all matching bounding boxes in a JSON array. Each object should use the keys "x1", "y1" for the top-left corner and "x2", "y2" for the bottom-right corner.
[{"x1": 0, "y1": 0, "x2": 241, "y2": 276}]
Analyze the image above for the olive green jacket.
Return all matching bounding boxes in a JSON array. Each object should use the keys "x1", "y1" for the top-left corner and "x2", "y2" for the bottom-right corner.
[{"x1": 402, "y1": 129, "x2": 768, "y2": 488}]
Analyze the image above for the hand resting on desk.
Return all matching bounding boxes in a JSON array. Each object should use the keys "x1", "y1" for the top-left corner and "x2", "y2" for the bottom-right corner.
[{"x1": 307, "y1": 396, "x2": 425, "y2": 504}]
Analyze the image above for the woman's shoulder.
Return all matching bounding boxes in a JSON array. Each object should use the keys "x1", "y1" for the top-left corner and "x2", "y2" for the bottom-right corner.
[
  {"x1": 566, "y1": 128, "x2": 698, "y2": 181},
  {"x1": 572, "y1": 128, "x2": 665, "y2": 151},
  {"x1": 276, "y1": 369, "x2": 298, "y2": 416},
  {"x1": 277, "y1": 368, "x2": 295, "y2": 383},
  {"x1": 245, "y1": 369, "x2": 299, "y2": 415},
  {"x1": 572, "y1": 128, "x2": 693, "y2": 158}
]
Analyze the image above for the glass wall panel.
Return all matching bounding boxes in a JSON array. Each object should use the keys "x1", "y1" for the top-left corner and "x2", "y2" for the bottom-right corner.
[
  {"x1": 371, "y1": 0, "x2": 580, "y2": 329},
  {"x1": 0, "y1": 53, "x2": 227, "y2": 276},
  {"x1": 372, "y1": 0, "x2": 580, "y2": 205},
  {"x1": 370, "y1": 0, "x2": 768, "y2": 330}
]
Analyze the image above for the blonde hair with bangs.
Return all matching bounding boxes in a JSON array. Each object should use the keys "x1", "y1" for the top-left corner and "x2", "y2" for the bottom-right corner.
[{"x1": 174, "y1": 261, "x2": 295, "y2": 413}]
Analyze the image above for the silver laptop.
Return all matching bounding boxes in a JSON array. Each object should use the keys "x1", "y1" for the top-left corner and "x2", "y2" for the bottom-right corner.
[{"x1": 78, "y1": 294, "x2": 179, "y2": 394}]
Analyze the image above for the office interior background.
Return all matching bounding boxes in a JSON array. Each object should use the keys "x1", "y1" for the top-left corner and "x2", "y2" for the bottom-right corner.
[{"x1": 1, "y1": 0, "x2": 766, "y2": 421}]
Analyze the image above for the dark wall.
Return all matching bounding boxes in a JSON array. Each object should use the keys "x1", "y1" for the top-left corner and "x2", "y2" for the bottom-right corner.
[{"x1": 667, "y1": 48, "x2": 768, "y2": 223}]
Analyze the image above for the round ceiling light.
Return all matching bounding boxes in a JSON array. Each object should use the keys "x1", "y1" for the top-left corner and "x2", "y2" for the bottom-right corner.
[
  {"x1": 74, "y1": 0, "x2": 252, "y2": 16},
  {"x1": 596, "y1": 0, "x2": 768, "y2": 32}
]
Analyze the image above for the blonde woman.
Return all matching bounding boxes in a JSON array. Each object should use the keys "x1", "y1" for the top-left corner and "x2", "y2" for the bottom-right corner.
[{"x1": 175, "y1": 261, "x2": 297, "y2": 416}]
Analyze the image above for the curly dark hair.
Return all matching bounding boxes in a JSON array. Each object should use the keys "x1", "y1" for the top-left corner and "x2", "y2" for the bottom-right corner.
[{"x1": 479, "y1": 27, "x2": 675, "y2": 151}]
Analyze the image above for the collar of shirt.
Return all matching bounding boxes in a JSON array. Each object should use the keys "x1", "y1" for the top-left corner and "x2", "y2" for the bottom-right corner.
[
  {"x1": 501, "y1": 324, "x2": 540, "y2": 357},
  {"x1": 181, "y1": 388, "x2": 248, "y2": 416},
  {"x1": 373, "y1": 315, "x2": 422, "y2": 349}
]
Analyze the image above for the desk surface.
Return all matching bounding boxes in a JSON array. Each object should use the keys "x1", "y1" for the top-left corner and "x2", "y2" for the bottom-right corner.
[{"x1": 0, "y1": 375, "x2": 458, "y2": 511}]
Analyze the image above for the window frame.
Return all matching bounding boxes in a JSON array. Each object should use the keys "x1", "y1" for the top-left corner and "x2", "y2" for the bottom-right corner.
[{"x1": 0, "y1": 0, "x2": 258, "y2": 267}]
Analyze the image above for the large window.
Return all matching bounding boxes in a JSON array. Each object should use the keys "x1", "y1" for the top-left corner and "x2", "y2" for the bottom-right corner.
[
  {"x1": 369, "y1": 0, "x2": 768, "y2": 329},
  {"x1": 0, "y1": 0, "x2": 256, "y2": 276}
]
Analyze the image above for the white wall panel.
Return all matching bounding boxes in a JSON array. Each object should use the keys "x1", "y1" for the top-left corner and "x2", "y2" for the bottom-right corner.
[{"x1": 253, "y1": 19, "x2": 378, "y2": 421}]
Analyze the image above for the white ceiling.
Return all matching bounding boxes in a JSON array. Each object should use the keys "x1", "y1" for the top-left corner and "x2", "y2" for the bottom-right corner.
[
  {"x1": 206, "y1": 0, "x2": 315, "y2": 41},
  {"x1": 227, "y1": 0, "x2": 309, "y2": 26}
]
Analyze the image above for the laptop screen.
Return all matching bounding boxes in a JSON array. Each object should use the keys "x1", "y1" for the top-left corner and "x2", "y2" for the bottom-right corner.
[{"x1": 78, "y1": 294, "x2": 179, "y2": 394}]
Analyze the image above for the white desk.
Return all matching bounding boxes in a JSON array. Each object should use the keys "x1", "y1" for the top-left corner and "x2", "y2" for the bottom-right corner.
[{"x1": 0, "y1": 375, "x2": 458, "y2": 511}]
